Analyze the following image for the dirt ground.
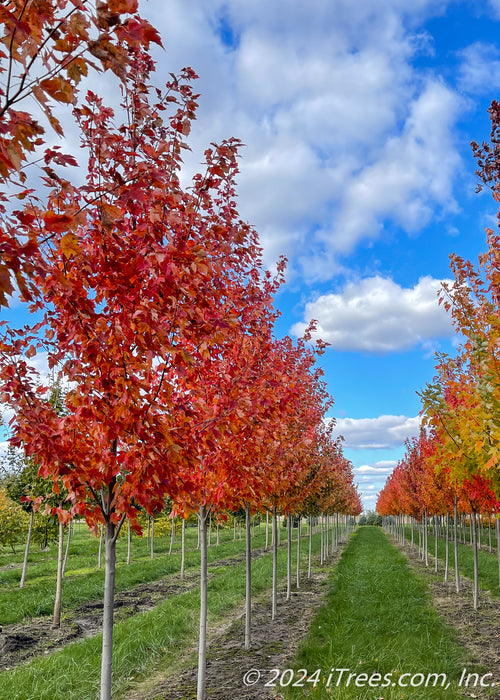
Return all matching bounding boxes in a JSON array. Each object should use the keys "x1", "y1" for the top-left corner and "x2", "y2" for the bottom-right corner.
[
  {"x1": 0, "y1": 551, "x2": 250, "y2": 672},
  {"x1": 394, "y1": 538, "x2": 500, "y2": 700},
  {"x1": 124, "y1": 555, "x2": 340, "y2": 700}
]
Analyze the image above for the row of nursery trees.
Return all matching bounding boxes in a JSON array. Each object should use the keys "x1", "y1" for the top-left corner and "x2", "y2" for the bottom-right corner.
[
  {"x1": 0, "y1": 2, "x2": 361, "y2": 699},
  {"x1": 377, "y1": 98, "x2": 500, "y2": 611}
]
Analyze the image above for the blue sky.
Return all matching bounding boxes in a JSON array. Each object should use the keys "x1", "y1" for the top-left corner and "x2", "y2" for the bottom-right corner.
[{"x1": 4, "y1": 0, "x2": 500, "y2": 510}]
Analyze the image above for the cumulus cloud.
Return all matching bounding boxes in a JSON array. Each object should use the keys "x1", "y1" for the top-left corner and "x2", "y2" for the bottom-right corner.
[
  {"x1": 333, "y1": 415, "x2": 421, "y2": 449},
  {"x1": 292, "y1": 275, "x2": 454, "y2": 353},
  {"x1": 135, "y1": 1, "x2": 465, "y2": 278},
  {"x1": 457, "y1": 42, "x2": 500, "y2": 95},
  {"x1": 352, "y1": 459, "x2": 398, "y2": 508}
]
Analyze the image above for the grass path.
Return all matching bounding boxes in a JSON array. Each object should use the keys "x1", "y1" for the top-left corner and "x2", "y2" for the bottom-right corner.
[{"x1": 284, "y1": 526, "x2": 485, "y2": 700}]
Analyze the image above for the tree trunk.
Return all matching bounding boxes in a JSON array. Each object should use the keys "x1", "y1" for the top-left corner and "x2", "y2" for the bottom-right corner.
[
  {"x1": 62, "y1": 519, "x2": 72, "y2": 578},
  {"x1": 444, "y1": 511, "x2": 449, "y2": 583},
  {"x1": 308, "y1": 516, "x2": 312, "y2": 579},
  {"x1": 434, "y1": 515, "x2": 438, "y2": 573},
  {"x1": 286, "y1": 514, "x2": 292, "y2": 601},
  {"x1": 197, "y1": 505, "x2": 208, "y2": 700},
  {"x1": 471, "y1": 509, "x2": 479, "y2": 610},
  {"x1": 296, "y1": 516, "x2": 301, "y2": 589},
  {"x1": 245, "y1": 504, "x2": 251, "y2": 650},
  {"x1": 19, "y1": 509, "x2": 34, "y2": 588},
  {"x1": 454, "y1": 496, "x2": 460, "y2": 593},
  {"x1": 424, "y1": 510, "x2": 429, "y2": 567},
  {"x1": 320, "y1": 515, "x2": 324, "y2": 566},
  {"x1": 100, "y1": 519, "x2": 117, "y2": 700},
  {"x1": 272, "y1": 505, "x2": 278, "y2": 620},
  {"x1": 265, "y1": 510, "x2": 269, "y2": 550},
  {"x1": 52, "y1": 518, "x2": 65, "y2": 628},
  {"x1": 150, "y1": 517, "x2": 155, "y2": 559},
  {"x1": 181, "y1": 518, "x2": 186, "y2": 580}
]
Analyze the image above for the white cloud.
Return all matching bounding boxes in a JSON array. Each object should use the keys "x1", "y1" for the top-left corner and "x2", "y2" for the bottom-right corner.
[
  {"x1": 457, "y1": 42, "x2": 500, "y2": 95},
  {"x1": 352, "y1": 458, "x2": 399, "y2": 508},
  {"x1": 136, "y1": 1, "x2": 464, "y2": 278},
  {"x1": 488, "y1": 0, "x2": 500, "y2": 20},
  {"x1": 334, "y1": 415, "x2": 421, "y2": 449},
  {"x1": 292, "y1": 275, "x2": 454, "y2": 353}
]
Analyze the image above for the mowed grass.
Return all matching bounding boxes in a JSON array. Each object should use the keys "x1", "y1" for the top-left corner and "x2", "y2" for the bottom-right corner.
[
  {"x1": 0, "y1": 521, "x2": 270, "y2": 625},
  {"x1": 404, "y1": 526, "x2": 500, "y2": 597},
  {"x1": 0, "y1": 528, "x2": 325, "y2": 700},
  {"x1": 284, "y1": 527, "x2": 472, "y2": 700}
]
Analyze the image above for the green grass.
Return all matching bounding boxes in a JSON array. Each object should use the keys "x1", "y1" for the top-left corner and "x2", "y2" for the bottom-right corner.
[
  {"x1": 0, "y1": 529, "x2": 325, "y2": 700},
  {"x1": 403, "y1": 525, "x2": 500, "y2": 597},
  {"x1": 0, "y1": 523, "x2": 272, "y2": 624},
  {"x1": 284, "y1": 526, "x2": 474, "y2": 700}
]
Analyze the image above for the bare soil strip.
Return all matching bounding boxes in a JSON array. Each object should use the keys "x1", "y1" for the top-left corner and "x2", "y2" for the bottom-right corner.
[{"x1": 0, "y1": 549, "x2": 260, "y2": 672}]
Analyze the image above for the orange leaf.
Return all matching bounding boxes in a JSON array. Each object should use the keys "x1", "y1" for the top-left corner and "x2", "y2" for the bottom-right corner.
[
  {"x1": 43, "y1": 211, "x2": 74, "y2": 233},
  {"x1": 39, "y1": 77, "x2": 75, "y2": 104},
  {"x1": 109, "y1": 0, "x2": 138, "y2": 12},
  {"x1": 61, "y1": 232, "x2": 80, "y2": 258}
]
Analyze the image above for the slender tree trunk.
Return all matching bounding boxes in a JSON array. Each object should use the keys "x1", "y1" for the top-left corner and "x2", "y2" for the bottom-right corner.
[
  {"x1": 181, "y1": 518, "x2": 186, "y2": 580},
  {"x1": 52, "y1": 519, "x2": 65, "y2": 628},
  {"x1": 308, "y1": 516, "x2": 312, "y2": 579},
  {"x1": 286, "y1": 514, "x2": 292, "y2": 601},
  {"x1": 272, "y1": 505, "x2": 278, "y2": 620},
  {"x1": 100, "y1": 518, "x2": 119, "y2": 700},
  {"x1": 410, "y1": 517, "x2": 414, "y2": 550},
  {"x1": 126, "y1": 520, "x2": 131, "y2": 565},
  {"x1": 444, "y1": 511, "x2": 449, "y2": 583},
  {"x1": 19, "y1": 509, "x2": 34, "y2": 588},
  {"x1": 265, "y1": 510, "x2": 269, "y2": 550},
  {"x1": 434, "y1": 515, "x2": 438, "y2": 573},
  {"x1": 454, "y1": 496, "x2": 460, "y2": 593},
  {"x1": 169, "y1": 517, "x2": 175, "y2": 555},
  {"x1": 488, "y1": 513, "x2": 492, "y2": 553},
  {"x1": 296, "y1": 516, "x2": 301, "y2": 589},
  {"x1": 320, "y1": 515, "x2": 324, "y2": 565},
  {"x1": 197, "y1": 505, "x2": 208, "y2": 700},
  {"x1": 424, "y1": 510, "x2": 429, "y2": 567},
  {"x1": 62, "y1": 519, "x2": 72, "y2": 578},
  {"x1": 233, "y1": 516, "x2": 236, "y2": 541},
  {"x1": 245, "y1": 504, "x2": 252, "y2": 650},
  {"x1": 471, "y1": 509, "x2": 479, "y2": 610}
]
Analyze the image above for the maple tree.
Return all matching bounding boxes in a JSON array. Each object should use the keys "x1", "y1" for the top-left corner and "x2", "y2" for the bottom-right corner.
[
  {"x1": 0, "y1": 0, "x2": 162, "y2": 307},
  {"x1": 0, "y1": 45, "x2": 292, "y2": 698}
]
